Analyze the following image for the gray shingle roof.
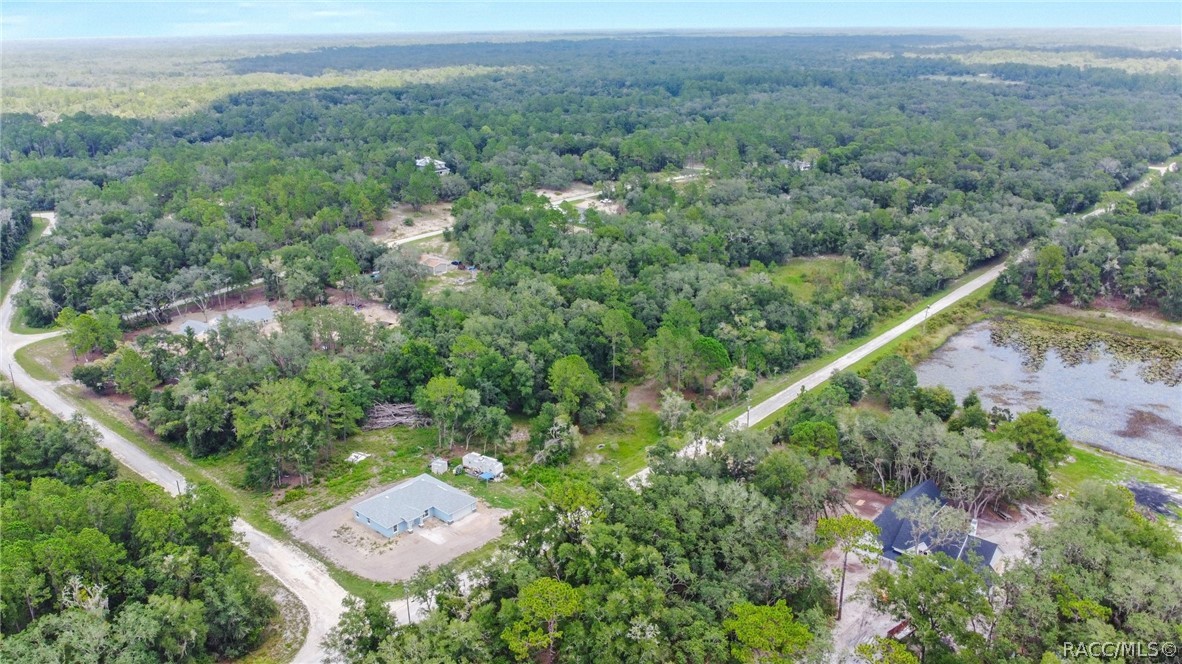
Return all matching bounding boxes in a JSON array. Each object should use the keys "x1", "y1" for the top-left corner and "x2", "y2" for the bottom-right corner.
[
  {"x1": 353, "y1": 474, "x2": 476, "y2": 529},
  {"x1": 874, "y1": 479, "x2": 1000, "y2": 568}
]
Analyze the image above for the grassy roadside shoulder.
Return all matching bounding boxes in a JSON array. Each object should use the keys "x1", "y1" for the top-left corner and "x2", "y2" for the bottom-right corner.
[
  {"x1": 58, "y1": 383, "x2": 407, "y2": 602},
  {"x1": 0, "y1": 216, "x2": 49, "y2": 303},
  {"x1": 747, "y1": 281, "x2": 995, "y2": 431},
  {"x1": 13, "y1": 336, "x2": 66, "y2": 382},
  {"x1": 715, "y1": 258, "x2": 1002, "y2": 426}
]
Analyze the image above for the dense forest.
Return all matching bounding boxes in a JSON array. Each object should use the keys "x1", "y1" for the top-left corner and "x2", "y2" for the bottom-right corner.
[
  {"x1": 0, "y1": 387, "x2": 276, "y2": 662},
  {"x1": 2, "y1": 33, "x2": 1180, "y2": 662},
  {"x1": 3, "y1": 33, "x2": 1179, "y2": 485},
  {"x1": 993, "y1": 170, "x2": 1182, "y2": 316}
]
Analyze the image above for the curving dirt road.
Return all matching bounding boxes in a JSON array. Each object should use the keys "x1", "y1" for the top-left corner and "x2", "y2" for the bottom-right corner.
[{"x1": 1, "y1": 213, "x2": 345, "y2": 664}]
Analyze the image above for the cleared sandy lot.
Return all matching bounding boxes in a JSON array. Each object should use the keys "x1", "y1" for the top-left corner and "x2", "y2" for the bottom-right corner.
[
  {"x1": 374, "y1": 203, "x2": 454, "y2": 244},
  {"x1": 828, "y1": 487, "x2": 1048, "y2": 659},
  {"x1": 291, "y1": 482, "x2": 508, "y2": 582}
]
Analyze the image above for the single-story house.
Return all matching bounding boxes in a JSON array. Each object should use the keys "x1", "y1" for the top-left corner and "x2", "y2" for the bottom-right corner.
[
  {"x1": 418, "y1": 253, "x2": 455, "y2": 276},
  {"x1": 179, "y1": 304, "x2": 274, "y2": 336},
  {"x1": 352, "y1": 474, "x2": 477, "y2": 538},
  {"x1": 462, "y1": 452, "x2": 504, "y2": 478},
  {"x1": 415, "y1": 156, "x2": 451, "y2": 176},
  {"x1": 873, "y1": 479, "x2": 1001, "y2": 570}
]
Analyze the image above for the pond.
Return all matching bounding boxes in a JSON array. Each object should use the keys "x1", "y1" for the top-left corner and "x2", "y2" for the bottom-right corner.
[{"x1": 915, "y1": 318, "x2": 1182, "y2": 471}]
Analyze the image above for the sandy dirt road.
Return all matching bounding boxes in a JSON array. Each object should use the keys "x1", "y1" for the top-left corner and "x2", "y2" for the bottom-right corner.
[{"x1": 1, "y1": 213, "x2": 345, "y2": 664}]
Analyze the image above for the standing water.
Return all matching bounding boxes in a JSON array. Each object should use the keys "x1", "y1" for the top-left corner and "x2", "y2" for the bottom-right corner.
[{"x1": 915, "y1": 319, "x2": 1182, "y2": 471}]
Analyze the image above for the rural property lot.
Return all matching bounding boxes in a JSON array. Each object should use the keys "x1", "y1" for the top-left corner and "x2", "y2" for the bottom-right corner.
[{"x1": 292, "y1": 485, "x2": 508, "y2": 582}]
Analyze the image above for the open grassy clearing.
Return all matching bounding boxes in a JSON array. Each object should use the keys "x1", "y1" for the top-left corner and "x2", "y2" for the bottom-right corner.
[
  {"x1": 0, "y1": 216, "x2": 49, "y2": 303},
  {"x1": 768, "y1": 256, "x2": 846, "y2": 301},
  {"x1": 580, "y1": 409, "x2": 662, "y2": 477},
  {"x1": 271, "y1": 425, "x2": 541, "y2": 521},
  {"x1": 13, "y1": 335, "x2": 71, "y2": 382},
  {"x1": 944, "y1": 49, "x2": 1181, "y2": 75},
  {"x1": 1053, "y1": 443, "x2": 1182, "y2": 496},
  {"x1": 5, "y1": 63, "x2": 524, "y2": 120}
]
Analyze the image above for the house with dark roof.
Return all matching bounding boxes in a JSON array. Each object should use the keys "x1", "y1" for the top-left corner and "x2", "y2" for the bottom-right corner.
[
  {"x1": 873, "y1": 479, "x2": 1001, "y2": 570},
  {"x1": 353, "y1": 474, "x2": 477, "y2": 538}
]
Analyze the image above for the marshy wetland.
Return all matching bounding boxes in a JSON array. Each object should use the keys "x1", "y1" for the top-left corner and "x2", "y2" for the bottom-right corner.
[{"x1": 916, "y1": 317, "x2": 1182, "y2": 470}]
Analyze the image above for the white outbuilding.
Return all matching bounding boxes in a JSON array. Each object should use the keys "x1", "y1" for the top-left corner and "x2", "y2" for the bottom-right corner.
[{"x1": 462, "y1": 452, "x2": 503, "y2": 478}]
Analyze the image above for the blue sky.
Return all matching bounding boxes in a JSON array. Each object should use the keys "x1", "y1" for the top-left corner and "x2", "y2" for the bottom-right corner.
[{"x1": 3, "y1": 2, "x2": 1179, "y2": 41}]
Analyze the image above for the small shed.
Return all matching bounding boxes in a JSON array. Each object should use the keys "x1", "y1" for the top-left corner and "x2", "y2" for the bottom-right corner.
[
  {"x1": 418, "y1": 253, "x2": 455, "y2": 276},
  {"x1": 462, "y1": 452, "x2": 503, "y2": 477},
  {"x1": 430, "y1": 457, "x2": 449, "y2": 475}
]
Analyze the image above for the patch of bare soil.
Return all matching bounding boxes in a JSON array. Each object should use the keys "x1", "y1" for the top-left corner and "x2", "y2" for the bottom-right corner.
[
  {"x1": 1048, "y1": 301, "x2": 1182, "y2": 337},
  {"x1": 536, "y1": 184, "x2": 625, "y2": 216},
  {"x1": 846, "y1": 487, "x2": 892, "y2": 519},
  {"x1": 624, "y1": 380, "x2": 661, "y2": 411},
  {"x1": 373, "y1": 203, "x2": 454, "y2": 244},
  {"x1": 324, "y1": 289, "x2": 401, "y2": 328}
]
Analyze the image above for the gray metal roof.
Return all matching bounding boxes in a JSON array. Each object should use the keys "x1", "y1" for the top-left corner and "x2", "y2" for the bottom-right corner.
[
  {"x1": 353, "y1": 474, "x2": 476, "y2": 529},
  {"x1": 178, "y1": 305, "x2": 274, "y2": 336},
  {"x1": 179, "y1": 319, "x2": 211, "y2": 335}
]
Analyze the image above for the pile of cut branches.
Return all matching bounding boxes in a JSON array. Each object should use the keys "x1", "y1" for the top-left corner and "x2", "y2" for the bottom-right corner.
[{"x1": 363, "y1": 403, "x2": 430, "y2": 429}]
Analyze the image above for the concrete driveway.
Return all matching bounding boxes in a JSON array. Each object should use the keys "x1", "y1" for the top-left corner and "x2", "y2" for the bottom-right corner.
[{"x1": 293, "y1": 483, "x2": 508, "y2": 582}]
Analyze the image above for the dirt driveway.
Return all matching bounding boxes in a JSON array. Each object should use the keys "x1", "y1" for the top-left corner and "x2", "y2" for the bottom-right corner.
[{"x1": 291, "y1": 484, "x2": 508, "y2": 582}]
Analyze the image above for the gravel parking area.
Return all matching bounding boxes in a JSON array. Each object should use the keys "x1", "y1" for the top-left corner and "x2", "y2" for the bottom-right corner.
[{"x1": 292, "y1": 484, "x2": 508, "y2": 582}]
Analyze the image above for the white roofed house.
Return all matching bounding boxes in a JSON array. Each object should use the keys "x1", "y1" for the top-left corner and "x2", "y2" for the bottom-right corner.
[
  {"x1": 462, "y1": 452, "x2": 504, "y2": 478},
  {"x1": 352, "y1": 474, "x2": 477, "y2": 538},
  {"x1": 415, "y1": 156, "x2": 451, "y2": 176}
]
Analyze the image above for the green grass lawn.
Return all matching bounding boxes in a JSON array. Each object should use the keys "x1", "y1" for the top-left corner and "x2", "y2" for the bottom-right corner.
[
  {"x1": 1053, "y1": 443, "x2": 1182, "y2": 496},
  {"x1": 273, "y1": 425, "x2": 540, "y2": 521},
  {"x1": 13, "y1": 336, "x2": 71, "y2": 382},
  {"x1": 769, "y1": 256, "x2": 844, "y2": 301},
  {"x1": 0, "y1": 215, "x2": 49, "y2": 304},
  {"x1": 581, "y1": 409, "x2": 662, "y2": 477}
]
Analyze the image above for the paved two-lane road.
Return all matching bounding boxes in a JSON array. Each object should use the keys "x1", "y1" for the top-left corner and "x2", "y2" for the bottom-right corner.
[
  {"x1": 0, "y1": 213, "x2": 346, "y2": 664},
  {"x1": 627, "y1": 259, "x2": 1007, "y2": 484}
]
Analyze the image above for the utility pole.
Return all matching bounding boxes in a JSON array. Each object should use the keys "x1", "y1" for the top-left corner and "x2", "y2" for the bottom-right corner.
[
  {"x1": 404, "y1": 582, "x2": 412, "y2": 623},
  {"x1": 923, "y1": 304, "x2": 931, "y2": 333}
]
